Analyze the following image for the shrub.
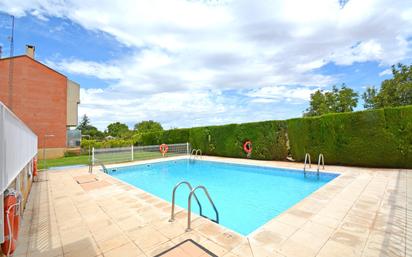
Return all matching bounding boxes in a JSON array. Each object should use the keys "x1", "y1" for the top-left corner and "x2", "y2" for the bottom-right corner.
[
  {"x1": 188, "y1": 121, "x2": 288, "y2": 160},
  {"x1": 81, "y1": 139, "x2": 134, "y2": 149},
  {"x1": 287, "y1": 106, "x2": 412, "y2": 168}
]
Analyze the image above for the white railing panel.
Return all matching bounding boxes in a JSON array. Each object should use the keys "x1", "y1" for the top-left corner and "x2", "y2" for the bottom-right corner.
[{"x1": 0, "y1": 102, "x2": 38, "y2": 193}]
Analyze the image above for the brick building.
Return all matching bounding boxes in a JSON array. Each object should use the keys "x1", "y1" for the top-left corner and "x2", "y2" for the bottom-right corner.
[{"x1": 0, "y1": 45, "x2": 80, "y2": 159}]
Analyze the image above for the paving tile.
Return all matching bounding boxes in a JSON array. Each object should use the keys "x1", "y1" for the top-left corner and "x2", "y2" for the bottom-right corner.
[
  {"x1": 130, "y1": 225, "x2": 169, "y2": 250},
  {"x1": 363, "y1": 230, "x2": 406, "y2": 257},
  {"x1": 195, "y1": 221, "x2": 226, "y2": 238},
  {"x1": 92, "y1": 224, "x2": 124, "y2": 242},
  {"x1": 157, "y1": 220, "x2": 187, "y2": 239},
  {"x1": 212, "y1": 230, "x2": 245, "y2": 251},
  {"x1": 145, "y1": 240, "x2": 176, "y2": 256},
  {"x1": 200, "y1": 239, "x2": 229, "y2": 256},
  {"x1": 26, "y1": 247, "x2": 63, "y2": 257},
  {"x1": 316, "y1": 240, "x2": 358, "y2": 257},
  {"x1": 159, "y1": 247, "x2": 189, "y2": 257},
  {"x1": 250, "y1": 229, "x2": 286, "y2": 251},
  {"x1": 96, "y1": 234, "x2": 130, "y2": 253},
  {"x1": 103, "y1": 242, "x2": 143, "y2": 257},
  {"x1": 74, "y1": 175, "x2": 98, "y2": 184},
  {"x1": 310, "y1": 214, "x2": 341, "y2": 229},
  {"x1": 15, "y1": 157, "x2": 412, "y2": 257},
  {"x1": 62, "y1": 237, "x2": 98, "y2": 254},
  {"x1": 279, "y1": 229, "x2": 329, "y2": 257},
  {"x1": 63, "y1": 240, "x2": 101, "y2": 257},
  {"x1": 230, "y1": 242, "x2": 254, "y2": 257},
  {"x1": 275, "y1": 213, "x2": 308, "y2": 227},
  {"x1": 80, "y1": 180, "x2": 111, "y2": 191},
  {"x1": 222, "y1": 252, "x2": 239, "y2": 257},
  {"x1": 180, "y1": 240, "x2": 208, "y2": 257},
  {"x1": 256, "y1": 220, "x2": 298, "y2": 238},
  {"x1": 171, "y1": 231, "x2": 209, "y2": 244}
]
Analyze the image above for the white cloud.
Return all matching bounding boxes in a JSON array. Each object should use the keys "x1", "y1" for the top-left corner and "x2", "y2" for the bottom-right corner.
[
  {"x1": 379, "y1": 68, "x2": 392, "y2": 77},
  {"x1": 79, "y1": 87, "x2": 233, "y2": 129},
  {"x1": 2, "y1": 0, "x2": 412, "y2": 128},
  {"x1": 246, "y1": 86, "x2": 317, "y2": 103},
  {"x1": 46, "y1": 59, "x2": 122, "y2": 80}
]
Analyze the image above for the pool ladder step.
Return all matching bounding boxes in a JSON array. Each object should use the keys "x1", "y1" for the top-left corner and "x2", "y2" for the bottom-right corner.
[
  {"x1": 169, "y1": 181, "x2": 219, "y2": 232},
  {"x1": 303, "y1": 153, "x2": 325, "y2": 175},
  {"x1": 189, "y1": 149, "x2": 202, "y2": 161}
]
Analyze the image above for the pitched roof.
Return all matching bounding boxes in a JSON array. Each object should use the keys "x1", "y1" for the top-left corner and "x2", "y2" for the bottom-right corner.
[{"x1": 0, "y1": 55, "x2": 67, "y2": 78}]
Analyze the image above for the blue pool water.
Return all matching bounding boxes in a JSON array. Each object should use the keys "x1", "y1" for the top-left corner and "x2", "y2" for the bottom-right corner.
[{"x1": 110, "y1": 159, "x2": 338, "y2": 235}]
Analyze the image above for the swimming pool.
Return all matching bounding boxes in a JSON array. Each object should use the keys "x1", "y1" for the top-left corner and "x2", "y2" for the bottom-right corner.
[{"x1": 109, "y1": 159, "x2": 338, "y2": 235}]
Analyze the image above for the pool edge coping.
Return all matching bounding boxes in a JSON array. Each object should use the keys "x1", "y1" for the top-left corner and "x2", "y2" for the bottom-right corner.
[{"x1": 97, "y1": 155, "x2": 353, "y2": 239}]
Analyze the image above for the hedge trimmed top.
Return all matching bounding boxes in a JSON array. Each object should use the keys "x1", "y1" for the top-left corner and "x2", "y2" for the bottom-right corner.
[{"x1": 82, "y1": 105, "x2": 412, "y2": 168}]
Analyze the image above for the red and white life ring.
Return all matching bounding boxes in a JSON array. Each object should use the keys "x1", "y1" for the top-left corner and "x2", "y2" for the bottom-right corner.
[
  {"x1": 243, "y1": 140, "x2": 252, "y2": 155},
  {"x1": 159, "y1": 144, "x2": 169, "y2": 157},
  {"x1": 33, "y1": 158, "x2": 37, "y2": 177},
  {"x1": 1, "y1": 189, "x2": 21, "y2": 256}
]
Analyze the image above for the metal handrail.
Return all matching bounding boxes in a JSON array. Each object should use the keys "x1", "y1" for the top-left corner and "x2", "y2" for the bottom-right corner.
[
  {"x1": 90, "y1": 159, "x2": 108, "y2": 174},
  {"x1": 195, "y1": 149, "x2": 202, "y2": 159},
  {"x1": 303, "y1": 153, "x2": 311, "y2": 174},
  {"x1": 317, "y1": 153, "x2": 325, "y2": 173},
  {"x1": 189, "y1": 149, "x2": 197, "y2": 160},
  {"x1": 169, "y1": 181, "x2": 202, "y2": 222},
  {"x1": 186, "y1": 185, "x2": 219, "y2": 232},
  {"x1": 88, "y1": 161, "x2": 93, "y2": 173},
  {"x1": 189, "y1": 149, "x2": 202, "y2": 161}
]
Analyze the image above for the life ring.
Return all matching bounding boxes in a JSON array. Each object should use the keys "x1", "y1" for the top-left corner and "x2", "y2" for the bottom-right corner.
[
  {"x1": 159, "y1": 144, "x2": 169, "y2": 157},
  {"x1": 33, "y1": 158, "x2": 37, "y2": 177},
  {"x1": 243, "y1": 140, "x2": 252, "y2": 154},
  {"x1": 1, "y1": 189, "x2": 21, "y2": 256}
]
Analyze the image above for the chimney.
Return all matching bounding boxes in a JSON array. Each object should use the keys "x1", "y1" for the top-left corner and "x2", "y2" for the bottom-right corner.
[{"x1": 26, "y1": 45, "x2": 35, "y2": 59}]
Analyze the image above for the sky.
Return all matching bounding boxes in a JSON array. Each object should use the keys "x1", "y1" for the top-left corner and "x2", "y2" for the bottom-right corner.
[{"x1": 0, "y1": 0, "x2": 411, "y2": 130}]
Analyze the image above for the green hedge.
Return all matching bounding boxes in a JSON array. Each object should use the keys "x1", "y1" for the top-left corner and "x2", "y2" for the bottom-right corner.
[
  {"x1": 287, "y1": 106, "x2": 412, "y2": 168},
  {"x1": 135, "y1": 120, "x2": 289, "y2": 160},
  {"x1": 85, "y1": 105, "x2": 412, "y2": 168},
  {"x1": 189, "y1": 121, "x2": 288, "y2": 160},
  {"x1": 138, "y1": 128, "x2": 191, "y2": 145},
  {"x1": 81, "y1": 139, "x2": 134, "y2": 149}
]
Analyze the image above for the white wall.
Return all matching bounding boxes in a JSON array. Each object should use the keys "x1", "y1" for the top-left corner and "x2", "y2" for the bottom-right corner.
[{"x1": 67, "y1": 80, "x2": 80, "y2": 127}]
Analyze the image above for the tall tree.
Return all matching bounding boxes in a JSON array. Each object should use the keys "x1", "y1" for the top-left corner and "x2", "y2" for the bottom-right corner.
[
  {"x1": 336, "y1": 86, "x2": 359, "y2": 112},
  {"x1": 77, "y1": 114, "x2": 90, "y2": 131},
  {"x1": 363, "y1": 63, "x2": 412, "y2": 109},
  {"x1": 305, "y1": 85, "x2": 358, "y2": 117},
  {"x1": 134, "y1": 120, "x2": 163, "y2": 133},
  {"x1": 106, "y1": 122, "x2": 129, "y2": 137},
  {"x1": 362, "y1": 86, "x2": 378, "y2": 109},
  {"x1": 76, "y1": 114, "x2": 104, "y2": 139}
]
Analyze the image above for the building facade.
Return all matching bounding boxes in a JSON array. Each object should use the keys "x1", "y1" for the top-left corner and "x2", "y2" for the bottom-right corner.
[{"x1": 0, "y1": 45, "x2": 80, "y2": 159}]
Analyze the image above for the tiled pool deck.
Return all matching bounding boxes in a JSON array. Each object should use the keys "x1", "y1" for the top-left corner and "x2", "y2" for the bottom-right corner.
[{"x1": 14, "y1": 156, "x2": 411, "y2": 257}]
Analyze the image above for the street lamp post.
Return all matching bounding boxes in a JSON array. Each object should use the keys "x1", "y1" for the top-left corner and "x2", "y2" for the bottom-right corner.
[
  {"x1": 43, "y1": 134, "x2": 55, "y2": 170},
  {"x1": 81, "y1": 134, "x2": 91, "y2": 165}
]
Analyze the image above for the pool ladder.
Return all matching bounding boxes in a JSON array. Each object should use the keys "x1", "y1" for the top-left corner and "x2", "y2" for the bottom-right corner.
[
  {"x1": 89, "y1": 158, "x2": 108, "y2": 174},
  {"x1": 169, "y1": 181, "x2": 219, "y2": 232},
  {"x1": 303, "y1": 153, "x2": 325, "y2": 175},
  {"x1": 189, "y1": 149, "x2": 202, "y2": 161}
]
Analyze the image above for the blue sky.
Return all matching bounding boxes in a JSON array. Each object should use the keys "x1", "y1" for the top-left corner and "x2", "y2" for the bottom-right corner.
[{"x1": 0, "y1": 0, "x2": 411, "y2": 130}]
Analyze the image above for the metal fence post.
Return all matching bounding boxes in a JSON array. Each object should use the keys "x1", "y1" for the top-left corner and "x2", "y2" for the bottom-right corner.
[
  {"x1": 131, "y1": 145, "x2": 134, "y2": 161},
  {"x1": 186, "y1": 142, "x2": 189, "y2": 155},
  {"x1": 92, "y1": 147, "x2": 95, "y2": 165}
]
